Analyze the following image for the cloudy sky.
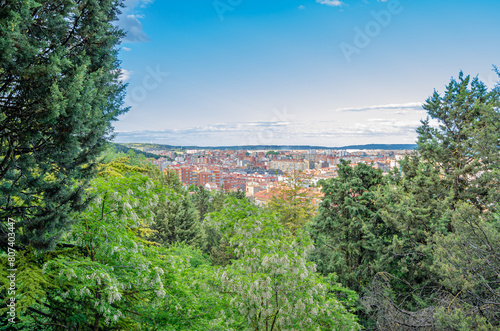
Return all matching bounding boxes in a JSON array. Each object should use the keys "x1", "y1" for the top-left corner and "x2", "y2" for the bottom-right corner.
[{"x1": 114, "y1": 0, "x2": 500, "y2": 147}]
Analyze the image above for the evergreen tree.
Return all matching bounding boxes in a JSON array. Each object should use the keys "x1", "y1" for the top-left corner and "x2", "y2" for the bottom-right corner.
[
  {"x1": 191, "y1": 185, "x2": 211, "y2": 221},
  {"x1": 417, "y1": 71, "x2": 500, "y2": 211},
  {"x1": 151, "y1": 191, "x2": 202, "y2": 247},
  {"x1": 376, "y1": 155, "x2": 450, "y2": 281},
  {"x1": 228, "y1": 187, "x2": 246, "y2": 200},
  {"x1": 361, "y1": 156, "x2": 451, "y2": 329},
  {"x1": 309, "y1": 160, "x2": 386, "y2": 293},
  {"x1": 432, "y1": 203, "x2": 500, "y2": 329},
  {"x1": 362, "y1": 72, "x2": 500, "y2": 329},
  {"x1": 0, "y1": 0, "x2": 127, "y2": 249}
]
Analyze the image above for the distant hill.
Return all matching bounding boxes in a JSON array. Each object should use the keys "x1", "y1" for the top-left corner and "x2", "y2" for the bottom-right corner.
[
  {"x1": 334, "y1": 144, "x2": 417, "y2": 150},
  {"x1": 109, "y1": 143, "x2": 163, "y2": 159},
  {"x1": 118, "y1": 143, "x2": 417, "y2": 151}
]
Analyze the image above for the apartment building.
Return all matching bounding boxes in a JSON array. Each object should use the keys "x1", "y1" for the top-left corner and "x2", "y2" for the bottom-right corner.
[{"x1": 269, "y1": 160, "x2": 314, "y2": 172}]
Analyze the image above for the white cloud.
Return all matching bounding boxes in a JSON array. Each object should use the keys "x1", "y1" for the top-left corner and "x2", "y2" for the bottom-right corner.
[
  {"x1": 122, "y1": 0, "x2": 154, "y2": 13},
  {"x1": 119, "y1": 69, "x2": 133, "y2": 83},
  {"x1": 316, "y1": 0, "x2": 343, "y2": 7},
  {"x1": 118, "y1": 0, "x2": 154, "y2": 43},
  {"x1": 333, "y1": 102, "x2": 423, "y2": 112},
  {"x1": 122, "y1": 47, "x2": 132, "y2": 51},
  {"x1": 298, "y1": 5, "x2": 306, "y2": 10},
  {"x1": 114, "y1": 116, "x2": 422, "y2": 146},
  {"x1": 120, "y1": 15, "x2": 151, "y2": 43}
]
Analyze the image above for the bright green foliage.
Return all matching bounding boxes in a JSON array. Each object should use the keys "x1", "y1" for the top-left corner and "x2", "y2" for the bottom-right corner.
[
  {"x1": 100, "y1": 144, "x2": 164, "y2": 163},
  {"x1": 267, "y1": 171, "x2": 317, "y2": 234},
  {"x1": 0, "y1": 247, "x2": 55, "y2": 321},
  {"x1": 39, "y1": 170, "x2": 167, "y2": 328},
  {"x1": 1, "y1": 161, "x2": 227, "y2": 329},
  {"x1": 130, "y1": 244, "x2": 231, "y2": 331},
  {"x1": 191, "y1": 185, "x2": 247, "y2": 222},
  {"x1": 0, "y1": 0, "x2": 127, "y2": 249},
  {"x1": 97, "y1": 156, "x2": 148, "y2": 178},
  {"x1": 310, "y1": 161, "x2": 386, "y2": 292},
  {"x1": 208, "y1": 198, "x2": 361, "y2": 330},
  {"x1": 189, "y1": 186, "x2": 248, "y2": 264}
]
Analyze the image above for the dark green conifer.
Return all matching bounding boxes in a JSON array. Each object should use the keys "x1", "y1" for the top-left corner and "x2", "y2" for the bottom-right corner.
[
  {"x1": 151, "y1": 192, "x2": 202, "y2": 247},
  {"x1": 417, "y1": 71, "x2": 500, "y2": 210},
  {"x1": 0, "y1": 0, "x2": 127, "y2": 249},
  {"x1": 310, "y1": 160, "x2": 386, "y2": 292}
]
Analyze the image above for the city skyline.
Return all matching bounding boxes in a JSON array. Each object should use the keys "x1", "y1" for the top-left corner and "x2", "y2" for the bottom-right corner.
[{"x1": 114, "y1": 0, "x2": 500, "y2": 146}]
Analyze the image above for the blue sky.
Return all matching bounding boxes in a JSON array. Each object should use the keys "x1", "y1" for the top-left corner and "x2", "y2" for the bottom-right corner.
[{"x1": 114, "y1": 0, "x2": 500, "y2": 147}]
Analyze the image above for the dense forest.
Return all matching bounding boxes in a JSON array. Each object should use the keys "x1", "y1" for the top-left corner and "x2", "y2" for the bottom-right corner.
[{"x1": 1, "y1": 0, "x2": 500, "y2": 330}]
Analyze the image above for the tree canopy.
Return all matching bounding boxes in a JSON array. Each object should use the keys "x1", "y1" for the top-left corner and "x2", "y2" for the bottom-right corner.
[{"x1": 0, "y1": 0, "x2": 127, "y2": 249}]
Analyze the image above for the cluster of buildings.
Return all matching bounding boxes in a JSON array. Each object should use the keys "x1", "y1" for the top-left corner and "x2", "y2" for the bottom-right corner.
[{"x1": 146, "y1": 148, "x2": 410, "y2": 202}]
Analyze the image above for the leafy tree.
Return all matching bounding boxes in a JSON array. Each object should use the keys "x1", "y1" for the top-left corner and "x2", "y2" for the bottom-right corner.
[
  {"x1": 0, "y1": 160, "x2": 226, "y2": 329},
  {"x1": 191, "y1": 187, "x2": 247, "y2": 265},
  {"x1": 4, "y1": 163, "x2": 165, "y2": 328},
  {"x1": 267, "y1": 171, "x2": 317, "y2": 234},
  {"x1": 309, "y1": 161, "x2": 386, "y2": 293},
  {"x1": 0, "y1": 0, "x2": 127, "y2": 249},
  {"x1": 148, "y1": 244, "x2": 231, "y2": 331},
  {"x1": 208, "y1": 198, "x2": 361, "y2": 330}
]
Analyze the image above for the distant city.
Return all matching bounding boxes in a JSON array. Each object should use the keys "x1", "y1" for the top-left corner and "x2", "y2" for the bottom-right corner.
[{"x1": 121, "y1": 143, "x2": 413, "y2": 205}]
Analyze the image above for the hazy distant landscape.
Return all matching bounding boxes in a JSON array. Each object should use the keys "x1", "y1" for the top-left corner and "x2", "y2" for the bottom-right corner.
[{"x1": 118, "y1": 142, "x2": 418, "y2": 151}]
